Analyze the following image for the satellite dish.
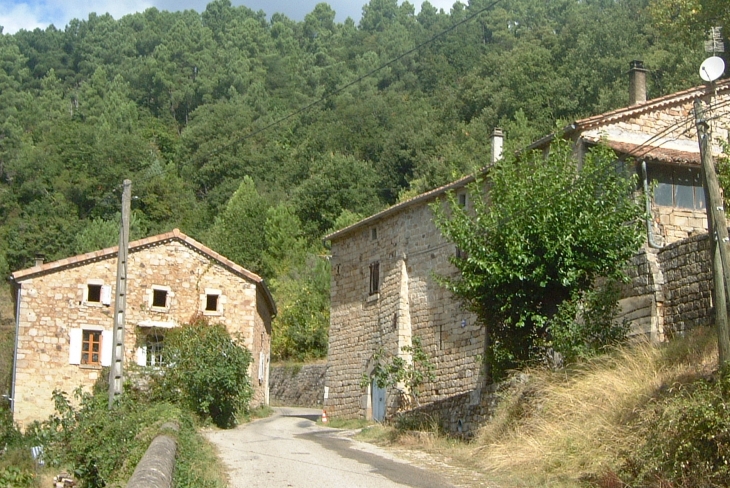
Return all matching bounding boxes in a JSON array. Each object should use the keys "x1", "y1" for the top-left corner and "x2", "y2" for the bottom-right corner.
[{"x1": 700, "y1": 56, "x2": 725, "y2": 82}]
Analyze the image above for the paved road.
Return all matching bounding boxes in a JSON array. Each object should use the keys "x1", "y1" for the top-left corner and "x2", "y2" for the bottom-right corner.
[{"x1": 204, "y1": 407, "x2": 456, "y2": 488}]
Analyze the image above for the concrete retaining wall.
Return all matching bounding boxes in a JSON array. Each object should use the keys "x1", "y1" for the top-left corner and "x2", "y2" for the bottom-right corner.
[{"x1": 269, "y1": 363, "x2": 326, "y2": 407}]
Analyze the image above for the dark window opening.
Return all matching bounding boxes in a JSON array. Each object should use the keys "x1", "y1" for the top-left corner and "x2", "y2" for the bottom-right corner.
[
  {"x1": 152, "y1": 289, "x2": 168, "y2": 308},
  {"x1": 206, "y1": 294, "x2": 219, "y2": 312},
  {"x1": 371, "y1": 228, "x2": 378, "y2": 240},
  {"x1": 87, "y1": 284, "x2": 102, "y2": 303},
  {"x1": 651, "y1": 165, "x2": 705, "y2": 210},
  {"x1": 369, "y1": 262, "x2": 380, "y2": 295},
  {"x1": 81, "y1": 330, "x2": 101, "y2": 365},
  {"x1": 458, "y1": 193, "x2": 467, "y2": 207}
]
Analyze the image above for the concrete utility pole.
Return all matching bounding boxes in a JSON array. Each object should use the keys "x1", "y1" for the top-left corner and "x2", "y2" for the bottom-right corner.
[
  {"x1": 109, "y1": 179, "x2": 131, "y2": 408},
  {"x1": 694, "y1": 99, "x2": 730, "y2": 366}
]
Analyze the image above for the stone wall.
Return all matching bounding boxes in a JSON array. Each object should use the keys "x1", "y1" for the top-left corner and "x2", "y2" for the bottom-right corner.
[
  {"x1": 12, "y1": 238, "x2": 271, "y2": 428},
  {"x1": 658, "y1": 233, "x2": 713, "y2": 335},
  {"x1": 325, "y1": 192, "x2": 484, "y2": 421},
  {"x1": 269, "y1": 363, "x2": 326, "y2": 407}
]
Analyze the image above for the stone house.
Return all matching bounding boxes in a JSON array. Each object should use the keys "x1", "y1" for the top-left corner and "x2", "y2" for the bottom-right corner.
[
  {"x1": 9, "y1": 228, "x2": 276, "y2": 428},
  {"x1": 323, "y1": 64, "x2": 730, "y2": 424}
]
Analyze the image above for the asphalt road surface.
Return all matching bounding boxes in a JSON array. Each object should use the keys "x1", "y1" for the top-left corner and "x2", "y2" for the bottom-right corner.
[{"x1": 204, "y1": 407, "x2": 456, "y2": 488}]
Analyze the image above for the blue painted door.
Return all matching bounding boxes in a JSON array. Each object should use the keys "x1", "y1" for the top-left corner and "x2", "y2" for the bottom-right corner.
[{"x1": 372, "y1": 379, "x2": 386, "y2": 422}]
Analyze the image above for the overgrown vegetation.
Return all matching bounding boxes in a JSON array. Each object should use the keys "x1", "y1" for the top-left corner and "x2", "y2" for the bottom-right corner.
[
  {"x1": 357, "y1": 327, "x2": 725, "y2": 487},
  {"x1": 150, "y1": 317, "x2": 253, "y2": 428},
  {"x1": 363, "y1": 337, "x2": 436, "y2": 408},
  {"x1": 0, "y1": 319, "x2": 249, "y2": 487},
  {"x1": 433, "y1": 141, "x2": 645, "y2": 379}
]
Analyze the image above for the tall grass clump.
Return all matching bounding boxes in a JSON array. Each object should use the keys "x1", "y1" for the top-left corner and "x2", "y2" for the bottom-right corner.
[{"x1": 473, "y1": 326, "x2": 718, "y2": 485}]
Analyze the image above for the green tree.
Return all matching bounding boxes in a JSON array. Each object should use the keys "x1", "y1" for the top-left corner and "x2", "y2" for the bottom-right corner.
[
  {"x1": 649, "y1": 0, "x2": 730, "y2": 46},
  {"x1": 157, "y1": 318, "x2": 253, "y2": 428},
  {"x1": 432, "y1": 141, "x2": 645, "y2": 379},
  {"x1": 206, "y1": 176, "x2": 269, "y2": 275}
]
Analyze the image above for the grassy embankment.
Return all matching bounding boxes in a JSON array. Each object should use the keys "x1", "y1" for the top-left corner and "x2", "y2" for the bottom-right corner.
[{"x1": 357, "y1": 327, "x2": 725, "y2": 487}]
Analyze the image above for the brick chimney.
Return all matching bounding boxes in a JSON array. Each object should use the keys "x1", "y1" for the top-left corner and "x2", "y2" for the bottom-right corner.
[
  {"x1": 629, "y1": 60, "x2": 647, "y2": 106},
  {"x1": 491, "y1": 128, "x2": 504, "y2": 164}
]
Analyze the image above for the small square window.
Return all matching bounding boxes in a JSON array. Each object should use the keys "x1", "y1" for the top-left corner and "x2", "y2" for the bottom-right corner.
[
  {"x1": 81, "y1": 330, "x2": 102, "y2": 366},
  {"x1": 369, "y1": 262, "x2": 380, "y2": 295},
  {"x1": 152, "y1": 289, "x2": 168, "y2": 308},
  {"x1": 87, "y1": 284, "x2": 102, "y2": 303},
  {"x1": 206, "y1": 294, "x2": 219, "y2": 312}
]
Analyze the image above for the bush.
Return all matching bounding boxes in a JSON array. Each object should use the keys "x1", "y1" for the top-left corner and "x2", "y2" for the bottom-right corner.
[
  {"x1": 27, "y1": 388, "x2": 182, "y2": 487},
  {"x1": 154, "y1": 317, "x2": 253, "y2": 428},
  {"x1": 622, "y1": 368, "x2": 730, "y2": 487}
]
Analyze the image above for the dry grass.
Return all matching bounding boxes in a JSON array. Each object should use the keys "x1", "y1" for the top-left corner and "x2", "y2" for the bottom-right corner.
[{"x1": 472, "y1": 327, "x2": 719, "y2": 485}]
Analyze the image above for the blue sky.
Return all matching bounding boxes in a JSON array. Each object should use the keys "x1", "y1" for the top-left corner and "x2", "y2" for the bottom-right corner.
[{"x1": 0, "y1": 0, "x2": 459, "y2": 34}]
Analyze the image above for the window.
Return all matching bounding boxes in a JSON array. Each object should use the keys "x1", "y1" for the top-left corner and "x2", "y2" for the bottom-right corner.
[
  {"x1": 69, "y1": 328, "x2": 111, "y2": 366},
  {"x1": 152, "y1": 289, "x2": 168, "y2": 307},
  {"x1": 458, "y1": 193, "x2": 467, "y2": 207},
  {"x1": 202, "y1": 289, "x2": 222, "y2": 315},
  {"x1": 206, "y1": 294, "x2": 219, "y2": 312},
  {"x1": 371, "y1": 227, "x2": 378, "y2": 240},
  {"x1": 369, "y1": 262, "x2": 380, "y2": 295},
  {"x1": 81, "y1": 330, "x2": 102, "y2": 366},
  {"x1": 651, "y1": 165, "x2": 706, "y2": 210},
  {"x1": 136, "y1": 332, "x2": 165, "y2": 367},
  {"x1": 87, "y1": 284, "x2": 102, "y2": 303},
  {"x1": 83, "y1": 282, "x2": 111, "y2": 306},
  {"x1": 146, "y1": 338, "x2": 164, "y2": 367},
  {"x1": 149, "y1": 285, "x2": 172, "y2": 312}
]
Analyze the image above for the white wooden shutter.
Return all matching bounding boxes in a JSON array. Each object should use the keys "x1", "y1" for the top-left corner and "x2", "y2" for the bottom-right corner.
[
  {"x1": 136, "y1": 346, "x2": 147, "y2": 366},
  {"x1": 69, "y1": 329, "x2": 82, "y2": 365},
  {"x1": 101, "y1": 285, "x2": 112, "y2": 306},
  {"x1": 258, "y1": 351, "x2": 265, "y2": 383},
  {"x1": 101, "y1": 330, "x2": 112, "y2": 366}
]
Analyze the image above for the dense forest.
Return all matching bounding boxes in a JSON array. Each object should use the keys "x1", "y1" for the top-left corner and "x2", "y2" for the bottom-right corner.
[{"x1": 0, "y1": 0, "x2": 709, "y2": 358}]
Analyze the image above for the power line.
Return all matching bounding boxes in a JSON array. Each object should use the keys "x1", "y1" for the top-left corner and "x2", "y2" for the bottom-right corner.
[{"x1": 193, "y1": 0, "x2": 505, "y2": 166}]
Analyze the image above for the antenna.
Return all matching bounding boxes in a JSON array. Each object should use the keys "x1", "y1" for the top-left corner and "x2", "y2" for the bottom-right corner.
[{"x1": 700, "y1": 56, "x2": 725, "y2": 82}]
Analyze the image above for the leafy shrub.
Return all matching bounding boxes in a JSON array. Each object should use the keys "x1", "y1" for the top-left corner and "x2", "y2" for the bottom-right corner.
[
  {"x1": 0, "y1": 466, "x2": 35, "y2": 487},
  {"x1": 622, "y1": 369, "x2": 730, "y2": 486},
  {"x1": 28, "y1": 387, "x2": 182, "y2": 487},
  {"x1": 364, "y1": 337, "x2": 436, "y2": 409},
  {"x1": 549, "y1": 280, "x2": 629, "y2": 364},
  {"x1": 154, "y1": 317, "x2": 253, "y2": 428}
]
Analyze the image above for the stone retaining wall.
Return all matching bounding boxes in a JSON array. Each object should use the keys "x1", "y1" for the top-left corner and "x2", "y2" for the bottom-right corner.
[
  {"x1": 126, "y1": 422, "x2": 178, "y2": 488},
  {"x1": 658, "y1": 233, "x2": 714, "y2": 335},
  {"x1": 269, "y1": 363, "x2": 326, "y2": 407}
]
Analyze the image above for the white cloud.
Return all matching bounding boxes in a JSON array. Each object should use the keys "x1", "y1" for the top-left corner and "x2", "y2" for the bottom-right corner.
[
  {"x1": 0, "y1": 3, "x2": 47, "y2": 34},
  {"x1": 0, "y1": 0, "x2": 466, "y2": 35},
  {"x1": 0, "y1": 0, "x2": 153, "y2": 34}
]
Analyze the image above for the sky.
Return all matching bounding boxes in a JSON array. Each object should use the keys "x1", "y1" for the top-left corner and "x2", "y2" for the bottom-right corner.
[{"x1": 0, "y1": 0, "x2": 459, "y2": 34}]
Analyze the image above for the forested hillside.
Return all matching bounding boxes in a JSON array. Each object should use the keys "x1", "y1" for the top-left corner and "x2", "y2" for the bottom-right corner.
[{"x1": 0, "y1": 0, "x2": 705, "y2": 359}]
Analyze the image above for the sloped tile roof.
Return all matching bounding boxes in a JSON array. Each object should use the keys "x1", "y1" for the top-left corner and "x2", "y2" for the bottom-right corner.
[{"x1": 10, "y1": 228, "x2": 277, "y2": 316}]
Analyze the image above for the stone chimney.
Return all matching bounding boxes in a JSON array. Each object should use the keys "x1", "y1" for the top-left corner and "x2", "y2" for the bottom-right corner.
[
  {"x1": 629, "y1": 60, "x2": 647, "y2": 106},
  {"x1": 491, "y1": 128, "x2": 504, "y2": 164},
  {"x1": 34, "y1": 253, "x2": 44, "y2": 267}
]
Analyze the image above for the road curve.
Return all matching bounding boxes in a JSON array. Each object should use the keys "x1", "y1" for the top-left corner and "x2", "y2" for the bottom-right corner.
[{"x1": 204, "y1": 407, "x2": 455, "y2": 488}]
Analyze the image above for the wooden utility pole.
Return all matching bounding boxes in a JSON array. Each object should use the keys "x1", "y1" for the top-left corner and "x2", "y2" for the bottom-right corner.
[
  {"x1": 109, "y1": 179, "x2": 131, "y2": 408},
  {"x1": 695, "y1": 99, "x2": 730, "y2": 365}
]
